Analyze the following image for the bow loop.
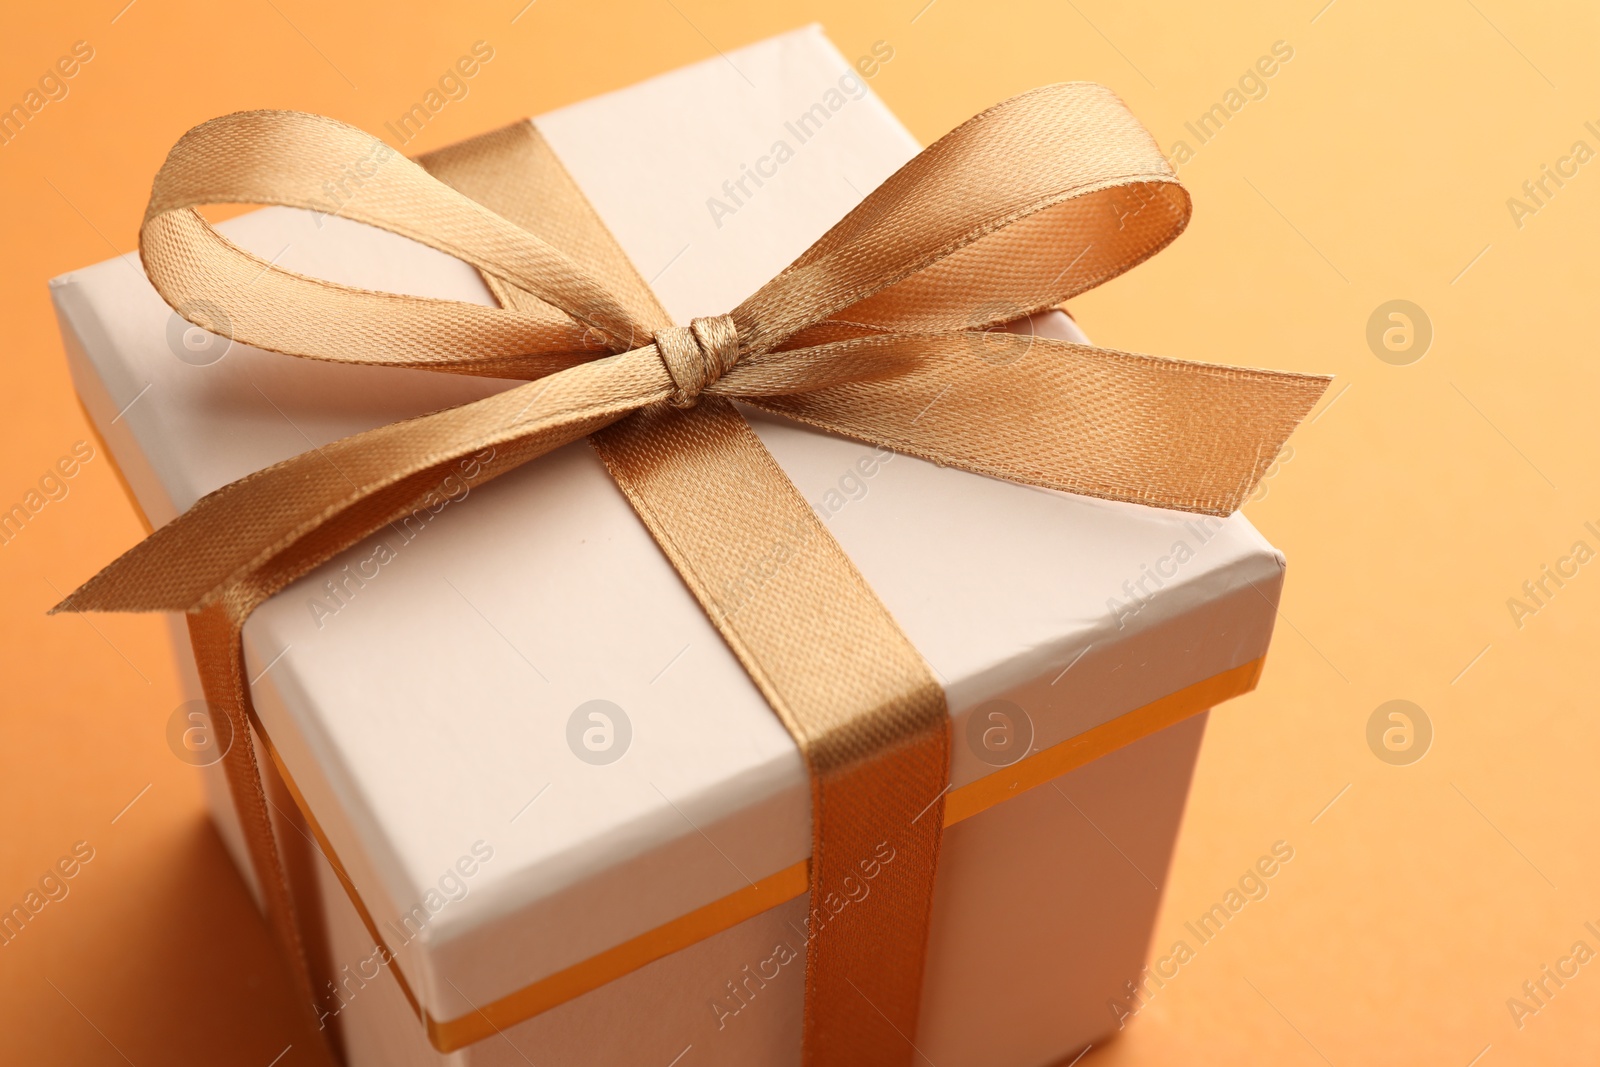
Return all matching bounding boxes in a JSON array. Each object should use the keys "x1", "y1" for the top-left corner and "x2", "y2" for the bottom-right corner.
[
  {"x1": 733, "y1": 83, "x2": 1189, "y2": 355},
  {"x1": 141, "y1": 109, "x2": 652, "y2": 378}
]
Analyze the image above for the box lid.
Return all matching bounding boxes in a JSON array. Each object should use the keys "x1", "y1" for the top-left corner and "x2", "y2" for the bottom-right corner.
[{"x1": 51, "y1": 25, "x2": 1284, "y2": 1035}]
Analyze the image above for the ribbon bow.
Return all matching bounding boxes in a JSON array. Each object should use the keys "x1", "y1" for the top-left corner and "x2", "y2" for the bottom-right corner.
[{"x1": 57, "y1": 82, "x2": 1327, "y2": 1063}]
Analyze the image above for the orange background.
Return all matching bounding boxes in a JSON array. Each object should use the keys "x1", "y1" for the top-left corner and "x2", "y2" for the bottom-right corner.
[{"x1": 3, "y1": 1, "x2": 1596, "y2": 1064}]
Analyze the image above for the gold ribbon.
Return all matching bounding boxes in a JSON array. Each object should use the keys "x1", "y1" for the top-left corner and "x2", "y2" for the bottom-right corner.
[{"x1": 56, "y1": 83, "x2": 1327, "y2": 1063}]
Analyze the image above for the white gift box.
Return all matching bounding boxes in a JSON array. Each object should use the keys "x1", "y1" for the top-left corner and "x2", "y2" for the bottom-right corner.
[{"x1": 52, "y1": 25, "x2": 1288, "y2": 1067}]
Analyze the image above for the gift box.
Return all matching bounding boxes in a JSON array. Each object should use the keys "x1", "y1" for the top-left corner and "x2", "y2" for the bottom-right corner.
[{"x1": 51, "y1": 25, "x2": 1303, "y2": 1067}]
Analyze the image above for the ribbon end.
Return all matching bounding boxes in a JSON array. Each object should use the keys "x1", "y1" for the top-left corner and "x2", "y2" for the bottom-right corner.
[{"x1": 48, "y1": 563, "x2": 207, "y2": 615}]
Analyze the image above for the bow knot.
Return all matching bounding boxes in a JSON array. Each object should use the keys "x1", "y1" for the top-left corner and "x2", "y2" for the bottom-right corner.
[{"x1": 654, "y1": 314, "x2": 740, "y2": 407}]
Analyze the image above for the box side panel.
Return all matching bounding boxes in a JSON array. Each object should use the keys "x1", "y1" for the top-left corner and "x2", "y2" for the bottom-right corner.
[
  {"x1": 292, "y1": 713, "x2": 1207, "y2": 1066},
  {"x1": 918, "y1": 712, "x2": 1209, "y2": 1065}
]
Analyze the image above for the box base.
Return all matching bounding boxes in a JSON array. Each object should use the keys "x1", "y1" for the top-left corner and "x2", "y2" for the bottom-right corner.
[{"x1": 187, "y1": 611, "x2": 1206, "y2": 1067}]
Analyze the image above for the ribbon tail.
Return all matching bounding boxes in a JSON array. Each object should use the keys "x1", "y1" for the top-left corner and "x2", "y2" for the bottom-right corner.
[
  {"x1": 730, "y1": 333, "x2": 1332, "y2": 516},
  {"x1": 52, "y1": 349, "x2": 671, "y2": 615}
]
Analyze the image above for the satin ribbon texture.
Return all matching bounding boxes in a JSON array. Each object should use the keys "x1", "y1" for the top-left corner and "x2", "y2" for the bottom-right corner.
[{"x1": 56, "y1": 82, "x2": 1328, "y2": 1065}]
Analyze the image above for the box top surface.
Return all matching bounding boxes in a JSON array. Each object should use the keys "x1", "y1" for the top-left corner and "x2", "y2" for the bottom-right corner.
[{"x1": 52, "y1": 26, "x2": 1283, "y2": 1023}]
